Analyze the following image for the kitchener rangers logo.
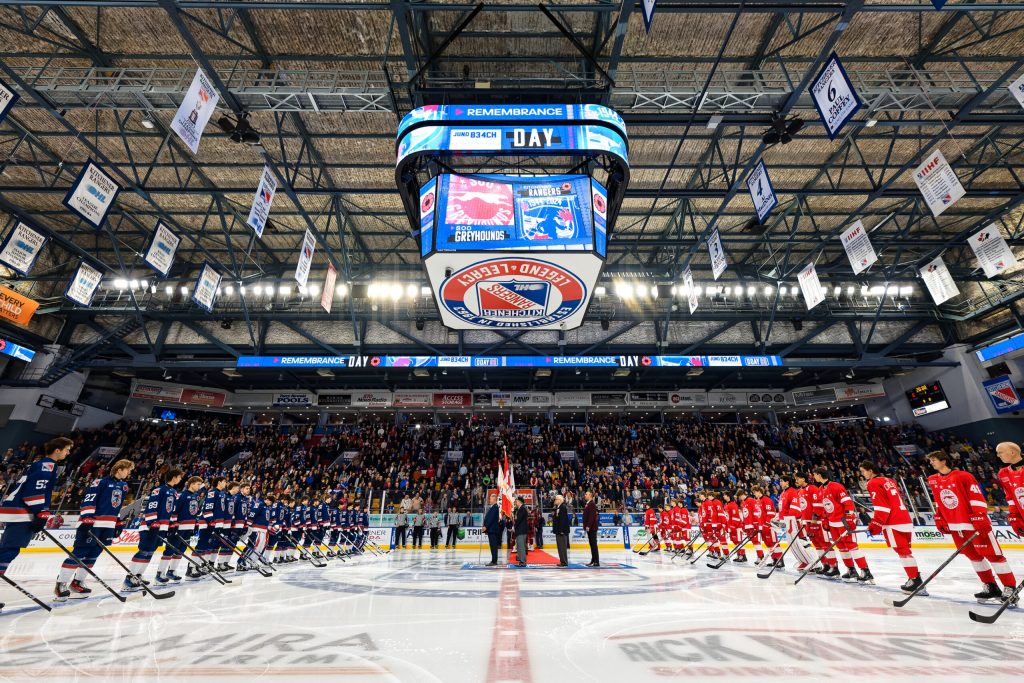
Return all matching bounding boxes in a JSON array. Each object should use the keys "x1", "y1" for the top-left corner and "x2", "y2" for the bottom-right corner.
[
  {"x1": 165, "y1": 497, "x2": 174, "y2": 513},
  {"x1": 439, "y1": 257, "x2": 586, "y2": 328},
  {"x1": 940, "y1": 488, "x2": 959, "y2": 510},
  {"x1": 797, "y1": 497, "x2": 807, "y2": 511},
  {"x1": 1015, "y1": 486, "x2": 1024, "y2": 507},
  {"x1": 111, "y1": 488, "x2": 122, "y2": 508},
  {"x1": 189, "y1": 500, "x2": 199, "y2": 515}
]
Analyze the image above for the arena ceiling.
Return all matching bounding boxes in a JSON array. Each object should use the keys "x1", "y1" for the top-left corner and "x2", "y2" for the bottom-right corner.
[{"x1": 1, "y1": 0, "x2": 1023, "y2": 392}]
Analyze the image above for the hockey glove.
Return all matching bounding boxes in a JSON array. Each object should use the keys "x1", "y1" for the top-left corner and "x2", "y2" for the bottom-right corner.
[
  {"x1": 1009, "y1": 512, "x2": 1024, "y2": 536},
  {"x1": 867, "y1": 521, "x2": 882, "y2": 537},
  {"x1": 843, "y1": 512, "x2": 858, "y2": 533},
  {"x1": 934, "y1": 517, "x2": 950, "y2": 535},
  {"x1": 30, "y1": 510, "x2": 52, "y2": 532},
  {"x1": 970, "y1": 513, "x2": 993, "y2": 535}
]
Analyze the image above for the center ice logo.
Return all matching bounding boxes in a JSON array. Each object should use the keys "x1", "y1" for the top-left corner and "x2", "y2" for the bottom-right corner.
[{"x1": 939, "y1": 488, "x2": 959, "y2": 509}]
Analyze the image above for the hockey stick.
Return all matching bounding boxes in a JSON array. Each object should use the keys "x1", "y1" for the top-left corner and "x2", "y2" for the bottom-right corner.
[
  {"x1": 758, "y1": 521, "x2": 805, "y2": 579},
  {"x1": 688, "y1": 537, "x2": 715, "y2": 564},
  {"x1": 212, "y1": 530, "x2": 272, "y2": 576},
  {"x1": 236, "y1": 531, "x2": 276, "y2": 572},
  {"x1": 86, "y1": 529, "x2": 175, "y2": 600},
  {"x1": 283, "y1": 532, "x2": 327, "y2": 567},
  {"x1": 631, "y1": 536, "x2": 652, "y2": 555},
  {"x1": 794, "y1": 526, "x2": 849, "y2": 585},
  {"x1": 0, "y1": 572, "x2": 51, "y2": 612},
  {"x1": 969, "y1": 582, "x2": 1022, "y2": 624},
  {"x1": 888, "y1": 531, "x2": 979, "y2": 608},
  {"x1": 40, "y1": 529, "x2": 126, "y2": 602},
  {"x1": 707, "y1": 531, "x2": 754, "y2": 569},
  {"x1": 154, "y1": 532, "x2": 229, "y2": 584},
  {"x1": 672, "y1": 531, "x2": 702, "y2": 562}
]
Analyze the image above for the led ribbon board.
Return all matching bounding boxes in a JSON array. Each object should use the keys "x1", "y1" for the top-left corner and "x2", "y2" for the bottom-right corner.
[
  {"x1": 396, "y1": 104, "x2": 629, "y2": 331},
  {"x1": 236, "y1": 354, "x2": 783, "y2": 369}
]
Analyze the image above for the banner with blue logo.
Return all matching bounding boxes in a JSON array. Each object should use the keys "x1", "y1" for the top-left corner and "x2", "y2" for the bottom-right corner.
[
  {"x1": 65, "y1": 260, "x2": 103, "y2": 307},
  {"x1": 0, "y1": 221, "x2": 47, "y2": 276},
  {"x1": 641, "y1": 0, "x2": 657, "y2": 33},
  {"x1": 983, "y1": 375, "x2": 1022, "y2": 414},
  {"x1": 0, "y1": 336, "x2": 35, "y2": 363},
  {"x1": 143, "y1": 221, "x2": 180, "y2": 277},
  {"x1": 62, "y1": 161, "x2": 121, "y2": 229}
]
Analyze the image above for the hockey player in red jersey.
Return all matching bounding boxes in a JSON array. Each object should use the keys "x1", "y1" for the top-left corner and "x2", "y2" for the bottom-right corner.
[
  {"x1": 671, "y1": 500, "x2": 692, "y2": 555},
  {"x1": 778, "y1": 474, "x2": 813, "y2": 571},
  {"x1": 723, "y1": 492, "x2": 746, "y2": 563},
  {"x1": 812, "y1": 466, "x2": 873, "y2": 583},
  {"x1": 697, "y1": 493, "x2": 711, "y2": 556},
  {"x1": 658, "y1": 504, "x2": 674, "y2": 552},
  {"x1": 707, "y1": 493, "x2": 727, "y2": 559},
  {"x1": 796, "y1": 472, "x2": 836, "y2": 576},
  {"x1": 644, "y1": 505, "x2": 661, "y2": 553},
  {"x1": 996, "y1": 442, "x2": 1024, "y2": 539},
  {"x1": 753, "y1": 485, "x2": 783, "y2": 568},
  {"x1": 737, "y1": 489, "x2": 760, "y2": 563},
  {"x1": 927, "y1": 451, "x2": 1017, "y2": 604},
  {"x1": 859, "y1": 460, "x2": 922, "y2": 594}
]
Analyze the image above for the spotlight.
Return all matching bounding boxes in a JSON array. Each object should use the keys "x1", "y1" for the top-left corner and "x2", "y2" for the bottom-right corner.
[
  {"x1": 415, "y1": 318, "x2": 425, "y2": 331},
  {"x1": 761, "y1": 114, "x2": 805, "y2": 145},
  {"x1": 218, "y1": 113, "x2": 261, "y2": 145},
  {"x1": 601, "y1": 318, "x2": 609, "y2": 331},
  {"x1": 140, "y1": 116, "x2": 156, "y2": 130}
]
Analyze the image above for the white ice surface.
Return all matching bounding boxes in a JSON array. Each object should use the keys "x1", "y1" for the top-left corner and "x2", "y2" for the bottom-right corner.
[{"x1": 0, "y1": 546, "x2": 1022, "y2": 682}]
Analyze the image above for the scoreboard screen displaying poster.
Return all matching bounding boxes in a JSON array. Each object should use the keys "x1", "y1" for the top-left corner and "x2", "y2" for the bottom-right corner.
[
  {"x1": 906, "y1": 381, "x2": 950, "y2": 417},
  {"x1": 429, "y1": 174, "x2": 599, "y2": 254}
]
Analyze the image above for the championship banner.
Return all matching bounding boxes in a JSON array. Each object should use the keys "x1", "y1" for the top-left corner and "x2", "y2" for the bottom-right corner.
[
  {"x1": 191, "y1": 262, "x2": 222, "y2": 313},
  {"x1": 247, "y1": 165, "x2": 277, "y2": 238},
  {"x1": 0, "y1": 221, "x2": 47, "y2": 275},
  {"x1": 809, "y1": 52, "x2": 861, "y2": 140},
  {"x1": 982, "y1": 376, "x2": 1021, "y2": 414},
  {"x1": 321, "y1": 263, "x2": 336, "y2": 313},
  {"x1": 0, "y1": 336, "x2": 35, "y2": 362},
  {"x1": 840, "y1": 219, "x2": 877, "y2": 275},
  {"x1": 294, "y1": 228, "x2": 316, "y2": 288},
  {"x1": 1010, "y1": 72, "x2": 1024, "y2": 110},
  {"x1": 170, "y1": 68, "x2": 220, "y2": 154},
  {"x1": 143, "y1": 221, "x2": 180, "y2": 277},
  {"x1": 683, "y1": 265, "x2": 698, "y2": 314},
  {"x1": 919, "y1": 255, "x2": 959, "y2": 305},
  {"x1": 914, "y1": 149, "x2": 965, "y2": 217},
  {"x1": 967, "y1": 225, "x2": 1017, "y2": 278},
  {"x1": 746, "y1": 159, "x2": 778, "y2": 223},
  {"x1": 641, "y1": 0, "x2": 657, "y2": 32},
  {"x1": 708, "y1": 229, "x2": 727, "y2": 280},
  {"x1": 63, "y1": 161, "x2": 121, "y2": 228},
  {"x1": 0, "y1": 76, "x2": 19, "y2": 125},
  {"x1": 797, "y1": 263, "x2": 825, "y2": 310},
  {"x1": 65, "y1": 261, "x2": 102, "y2": 307},
  {"x1": 392, "y1": 391, "x2": 433, "y2": 408}
]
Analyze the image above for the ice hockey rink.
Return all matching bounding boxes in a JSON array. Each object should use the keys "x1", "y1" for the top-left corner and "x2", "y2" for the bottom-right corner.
[{"x1": 1, "y1": 546, "x2": 1021, "y2": 683}]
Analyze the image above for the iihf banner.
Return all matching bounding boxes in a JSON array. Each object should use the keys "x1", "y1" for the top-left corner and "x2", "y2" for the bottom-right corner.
[
  {"x1": 191, "y1": 262, "x2": 222, "y2": 313},
  {"x1": 170, "y1": 68, "x2": 220, "y2": 154},
  {"x1": 143, "y1": 221, "x2": 179, "y2": 277},
  {"x1": 919, "y1": 255, "x2": 959, "y2": 305},
  {"x1": 797, "y1": 263, "x2": 825, "y2": 310},
  {"x1": 294, "y1": 228, "x2": 316, "y2": 288},
  {"x1": 840, "y1": 219, "x2": 877, "y2": 275},
  {"x1": 683, "y1": 265, "x2": 698, "y2": 314},
  {"x1": 967, "y1": 225, "x2": 1017, "y2": 278},
  {"x1": 63, "y1": 161, "x2": 121, "y2": 228},
  {"x1": 65, "y1": 261, "x2": 103, "y2": 307},
  {"x1": 0, "y1": 77, "x2": 19, "y2": 125},
  {"x1": 708, "y1": 228, "x2": 727, "y2": 280},
  {"x1": 247, "y1": 165, "x2": 277, "y2": 238},
  {"x1": 809, "y1": 52, "x2": 861, "y2": 140},
  {"x1": 0, "y1": 221, "x2": 47, "y2": 275},
  {"x1": 1012, "y1": 72, "x2": 1024, "y2": 111},
  {"x1": 746, "y1": 159, "x2": 778, "y2": 223},
  {"x1": 914, "y1": 148, "x2": 965, "y2": 217},
  {"x1": 983, "y1": 376, "x2": 1021, "y2": 414}
]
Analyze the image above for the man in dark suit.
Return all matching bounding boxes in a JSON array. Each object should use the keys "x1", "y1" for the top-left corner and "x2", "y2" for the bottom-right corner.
[
  {"x1": 513, "y1": 497, "x2": 529, "y2": 566},
  {"x1": 552, "y1": 494, "x2": 570, "y2": 566},
  {"x1": 583, "y1": 490, "x2": 599, "y2": 567},
  {"x1": 482, "y1": 494, "x2": 504, "y2": 566}
]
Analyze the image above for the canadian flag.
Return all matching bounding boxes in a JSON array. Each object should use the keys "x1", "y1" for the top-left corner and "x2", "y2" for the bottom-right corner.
[{"x1": 498, "y1": 450, "x2": 515, "y2": 518}]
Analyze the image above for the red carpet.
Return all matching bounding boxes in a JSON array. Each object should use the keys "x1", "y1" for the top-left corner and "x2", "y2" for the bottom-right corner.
[{"x1": 507, "y1": 548, "x2": 560, "y2": 565}]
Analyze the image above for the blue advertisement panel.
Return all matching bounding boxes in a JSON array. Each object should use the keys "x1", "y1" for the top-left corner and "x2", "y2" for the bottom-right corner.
[
  {"x1": 397, "y1": 104, "x2": 627, "y2": 144},
  {"x1": 0, "y1": 337, "x2": 35, "y2": 362},
  {"x1": 236, "y1": 354, "x2": 783, "y2": 369},
  {"x1": 976, "y1": 331, "x2": 1024, "y2": 362},
  {"x1": 434, "y1": 174, "x2": 594, "y2": 252},
  {"x1": 983, "y1": 376, "x2": 1022, "y2": 414},
  {"x1": 592, "y1": 179, "x2": 608, "y2": 257}
]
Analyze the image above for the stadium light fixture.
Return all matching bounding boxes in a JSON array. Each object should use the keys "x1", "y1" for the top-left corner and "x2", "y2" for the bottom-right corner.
[
  {"x1": 180, "y1": 286, "x2": 188, "y2": 295},
  {"x1": 595, "y1": 285, "x2": 607, "y2": 297},
  {"x1": 406, "y1": 284, "x2": 418, "y2": 299},
  {"x1": 308, "y1": 283, "x2": 320, "y2": 296},
  {"x1": 114, "y1": 278, "x2": 127, "y2": 290},
  {"x1": 279, "y1": 285, "x2": 291, "y2": 298},
  {"x1": 164, "y1": 285, "x2": 173, "y2": 296},
  {"x1": 336, "y1": 283, "x2": 348, "y2": 297}
]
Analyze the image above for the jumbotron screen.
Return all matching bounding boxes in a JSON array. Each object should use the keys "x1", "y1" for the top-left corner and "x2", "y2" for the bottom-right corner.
[{"x1": 419, "y1": 173, "x2": 607, "y2": 257}]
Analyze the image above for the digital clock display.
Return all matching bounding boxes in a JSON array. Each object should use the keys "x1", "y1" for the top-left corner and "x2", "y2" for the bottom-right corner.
[{"x1": 905, "y1": 381, "x2": 949, "y2": 417}]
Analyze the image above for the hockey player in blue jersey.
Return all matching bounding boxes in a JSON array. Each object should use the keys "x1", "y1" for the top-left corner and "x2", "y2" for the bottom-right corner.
[
  {"x1": 124, "y1": 468, "x2": 183, "y2": 591},
  {"x1": 326, "y1": 499, "x2": 342, "y2": 557},
  {"x1": 311, "y1": 492, "x2": 331, "y2": 559},
  {"x1": 162, "y1": 475, "x2": 203, "y2": 582},
  {"x1": 266, "y1": 495, "x2": 286, "y2": 564},
  {"x1": 357, "y1": 505, "x2": 370, "y2": 552},
  {"x1": 215, "y1": 481, "x2": 241, "y2": 571},
  {"x1": 238, "y1": 491, "x2": 271, "y2": 571},
  {"x1": 53, "y1": 458, "x2": 134, "y2": 601},
  {"x1": 195, "y1": 475, "x2": 228, "y2": 570}
]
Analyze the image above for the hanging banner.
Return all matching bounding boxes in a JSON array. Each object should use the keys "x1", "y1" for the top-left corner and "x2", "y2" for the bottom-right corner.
[
  {"x1": 0, "y1": 222, "x2": 47, "y2": 276},
  {"x1": 641, "y1": 0, "x2": 657, "y2": 32},
  {"x1": 982, "y1": 376, "x2": 1022, "y2": 414},
  {"x1": 143, "y1": 221, "x2": 180, "y2": 277},
  {"x1": 683, "y1": 266, "x2": 698, "y2": 314},
  {"x1": 708, "y1": 228, "x2": 727, "y2": 280},
  {"x1": 919, "y1": 255, "x2": 959, "y2": 305},
  {"x1": 247, "y1": 165, "x2": 277, "y2": 238},
  {"x1": 746, "y1": 159, "x2": 778, "y2": 223},
  {"x1": 797, "y1": 263, "x2": 825, "y2": 310},
  {"x1": 809, "y1": 52, "x2": 862, "y2": 140},
  {"x1": 1011, "y1": 72, "x2": 1024, "y2": 111},
  {"x1": 913, "y1": 149, "x2": 965, "y2": 217},
  {"x1": 840, "y1": 219, "x2": 877, "y2": 275},
  {"x1": 0, "y1": 284, "x2": 39, "y2": 327},
  {"x1": 65, "y1": 261, "x2": 103, "y2": 307},
  {"x1": 967, "y1": 225, "x2": 1018, "y2": 278},
  {"x1": 191, "y1": 262, "x2": 222, "y2": 313},
  {"x1": 321, "y1": 263, "x2": 337, "y2": 313},
  {"x1": 170, "y1": 68, "x2": 220, "y2": 155},
  {"x1": 63, "y1": 161, "x2": 121, "y2": 228},
  {"x1": 0, "y1": 76, "x2": 19, "y2": 125},
  {"x1": 294, "y1": 228, "x2": 316, "y2": 288}
]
